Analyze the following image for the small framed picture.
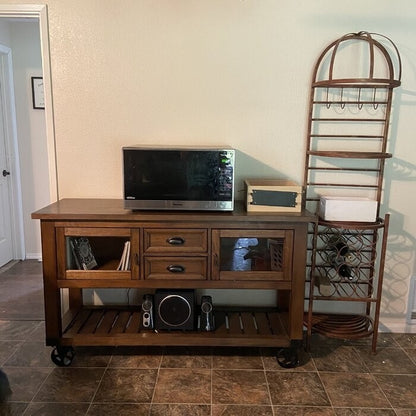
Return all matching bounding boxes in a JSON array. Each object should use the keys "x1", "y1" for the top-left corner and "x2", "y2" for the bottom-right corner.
[{"x1": 31, "y1": 76, "x2": 45, "y2": 109}]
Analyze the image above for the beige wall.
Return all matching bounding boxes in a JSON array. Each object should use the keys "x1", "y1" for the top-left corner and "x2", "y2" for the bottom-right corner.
[{"x1": 5, "y1": 0, "x2": 416, "y2": 330}]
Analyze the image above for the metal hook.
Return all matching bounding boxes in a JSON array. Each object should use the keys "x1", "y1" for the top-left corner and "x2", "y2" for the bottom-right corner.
[
  {"x1": 357, "y1": 88, "x2": 363, "y2": 110},
  {"x1": 340, "y1": 88, "x2": 345, "y2": 109},
  {"x1": 326, "y1": 87, "x2": 331, "y2": 109},
  {"x1": 373, "y1": 88, "x2": 378, "y2": 110}
]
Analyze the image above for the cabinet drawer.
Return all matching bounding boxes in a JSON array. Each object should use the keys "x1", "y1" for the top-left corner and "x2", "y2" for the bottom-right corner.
[
  {"x1": 144, "y1": 229, "x2": 207, "y2": 254},
  {"x1": 144, "y1": 257, "x2": 207, "y2": 280}
]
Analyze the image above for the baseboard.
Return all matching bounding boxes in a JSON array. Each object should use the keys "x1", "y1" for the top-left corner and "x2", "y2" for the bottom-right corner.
[
  {"x1": 379, "y1": 320, "x2": 416, "y2": 334},
  {"x1": 25, "y1": 253, "x2": 42, "y2": 261}
]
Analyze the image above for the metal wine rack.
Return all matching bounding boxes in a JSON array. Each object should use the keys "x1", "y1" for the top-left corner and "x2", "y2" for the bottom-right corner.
[
  {"x1": 303, "y1": 32, "x2": 401, "y2": 352},
  {"x1": 306, "y1": 217, "x2": 389, "y2": 351}
]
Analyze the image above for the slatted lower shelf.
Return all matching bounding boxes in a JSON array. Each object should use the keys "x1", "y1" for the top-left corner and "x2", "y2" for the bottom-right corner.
[{"x1": 61, "y1": 306, "x2": 291, "y2": 348}]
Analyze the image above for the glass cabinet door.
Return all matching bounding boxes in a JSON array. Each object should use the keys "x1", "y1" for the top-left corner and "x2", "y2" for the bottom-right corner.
[{"x1": 212, "y1": 229, "x2": 293, "y2": 281}]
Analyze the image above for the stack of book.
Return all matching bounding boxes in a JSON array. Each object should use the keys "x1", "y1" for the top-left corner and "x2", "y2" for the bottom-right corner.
[{"x1": 117, "y1": 241, "x2": 131, "y2": 271}]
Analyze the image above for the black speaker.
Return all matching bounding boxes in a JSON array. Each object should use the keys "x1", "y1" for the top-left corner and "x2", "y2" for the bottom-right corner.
[
  {"x1": 200, "y1": 295, "x2": 214, "y2": 331},
  {"x1": 141, "y1": 294, "x2": 154, "y2": 329},
  {"x1": 154, "y1": 289, "x2": 195, "y2": 330}
]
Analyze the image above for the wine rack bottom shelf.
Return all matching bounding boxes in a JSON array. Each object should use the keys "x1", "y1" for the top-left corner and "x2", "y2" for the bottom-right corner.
[
  {"x1": 59, "y1": 306, "x2": 292, "y2": 348},
  {"x1": 304, "y1": 313, "x2": 374, "y2": 340}
]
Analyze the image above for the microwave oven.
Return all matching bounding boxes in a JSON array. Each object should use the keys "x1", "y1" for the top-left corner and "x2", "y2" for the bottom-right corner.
[{"x1": 123, "y1": 146, "x2": 235, "y2": 211}]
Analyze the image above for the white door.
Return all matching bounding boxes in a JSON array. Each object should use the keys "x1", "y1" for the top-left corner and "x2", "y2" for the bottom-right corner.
[{"x1": 0, "y1": 78, "x2": 13, "y2": 267}]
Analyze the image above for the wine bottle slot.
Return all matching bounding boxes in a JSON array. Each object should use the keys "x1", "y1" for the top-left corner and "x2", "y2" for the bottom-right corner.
[{"x1": 328, "y1": 252, "x2": 354, "y2": 281}]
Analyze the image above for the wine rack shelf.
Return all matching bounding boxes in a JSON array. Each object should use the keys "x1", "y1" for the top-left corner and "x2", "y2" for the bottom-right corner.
[
  {"x1": 311, "y1": 219, "x2": 386, "y2": 299},
  {"x1": 305, "y1": 313, "x2": 374, "y2": 340},
  {"x1": 303, "y1": 32, "x2": 401, "y2": 352}
]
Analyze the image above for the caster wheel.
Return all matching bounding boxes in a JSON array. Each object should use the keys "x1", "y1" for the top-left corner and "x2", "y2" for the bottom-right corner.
[
  {"x1": 51, "y1": 346, "x2": 75, "y2": 367},
  {"x1": 276, "y1": 348, "x2": 299, "y2": 368}
]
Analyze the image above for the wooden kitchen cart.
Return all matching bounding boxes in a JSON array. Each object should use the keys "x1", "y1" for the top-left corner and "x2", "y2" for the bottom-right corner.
[{"x1": 32, "y1": 199, "x2": 315, "y2": 366}]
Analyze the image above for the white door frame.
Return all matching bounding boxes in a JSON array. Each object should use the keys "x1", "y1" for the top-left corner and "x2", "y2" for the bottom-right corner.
[
  {"x1": 0, "y1": 5, "x2": 57, "y2": 260},
  {"x1": 0, "y1": 4, "x2": 57, "y2": 203},
  {"x1": 0, "y1": 43, "x2": 24, "y2": 260}
]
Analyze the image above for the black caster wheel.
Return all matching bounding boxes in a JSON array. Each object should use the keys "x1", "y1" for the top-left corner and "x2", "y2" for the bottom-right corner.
[
  {"x1": 276, "y1": 347, "x2": 299, "y2": 368},
  {"x1": 51, "y1": 346, "x2": 75, "y2": 367}
]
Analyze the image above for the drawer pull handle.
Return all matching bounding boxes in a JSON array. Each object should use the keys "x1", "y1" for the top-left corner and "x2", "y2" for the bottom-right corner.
[
  {"x1": 167, "y1": 264, "x2": 185, "y2": 273},
  {"x1": 167, "y1": 237, "x2": 185, "y2": 245}
]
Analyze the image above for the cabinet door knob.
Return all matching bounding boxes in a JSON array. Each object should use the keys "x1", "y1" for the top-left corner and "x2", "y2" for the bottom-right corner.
[
  {"x1": 2, "y1": 169, "x2": 10, "y2": 177},
  {"x1": 167, "y1": 237, "x2": 185, "y2": 245},
  {"x1": 167, "y1": 264, "x2": 185, "y2": 273}
]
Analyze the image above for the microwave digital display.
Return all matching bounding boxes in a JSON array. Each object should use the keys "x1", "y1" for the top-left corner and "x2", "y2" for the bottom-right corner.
[{"x1": 123, "y1": 147, "x2": 235, "y2": 211}]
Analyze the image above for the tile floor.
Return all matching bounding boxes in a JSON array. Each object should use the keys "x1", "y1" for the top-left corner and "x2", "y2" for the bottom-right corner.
[{"x1": 0, "y1": 260, "x2": 415, "y2": 415}]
